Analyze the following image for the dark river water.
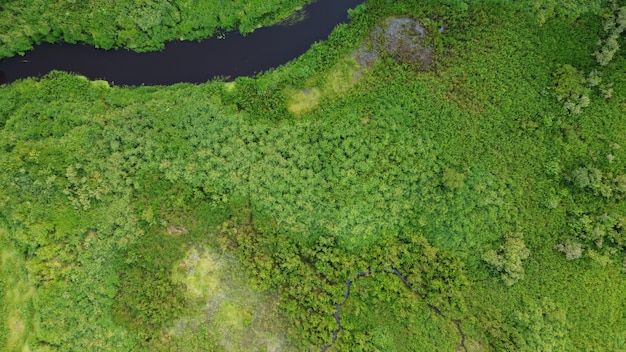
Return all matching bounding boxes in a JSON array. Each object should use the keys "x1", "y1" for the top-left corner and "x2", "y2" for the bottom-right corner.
[{"x1": 0, "y1": 0, "x2": 364, "y2": 86}]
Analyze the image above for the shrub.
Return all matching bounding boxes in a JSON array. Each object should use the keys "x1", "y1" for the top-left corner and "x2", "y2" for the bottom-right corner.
[
  {"x1": 552, "y1": 64, "x2": 591, "y2": 114},
  {"x1": 593, "y1": 6, "x2": 626, "y2": 66},
  {"x1": 483, "y1": 232, "x2": 530, "y2": 286}
]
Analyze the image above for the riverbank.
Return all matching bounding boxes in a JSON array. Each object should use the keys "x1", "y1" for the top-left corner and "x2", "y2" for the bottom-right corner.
[{"x1": 0, "y1": 0, "x2": 364, "y2": 85}]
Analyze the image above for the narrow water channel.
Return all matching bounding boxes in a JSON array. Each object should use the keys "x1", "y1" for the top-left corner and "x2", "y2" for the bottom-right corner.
[
  {"x1": 0, "y1": 0, "x2": 364, "y2": 86},
  {"x1": 320, "y1": 268, "x2": 467, "y2": 352},
  {"x1": 320, "y1": 268, "x2": 411, "y2": 351}
]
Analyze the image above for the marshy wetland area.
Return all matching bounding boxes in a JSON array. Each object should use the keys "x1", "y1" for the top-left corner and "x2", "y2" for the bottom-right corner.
[{"x1": 1, "y1": 0, "x2": 626, "y2": 351}]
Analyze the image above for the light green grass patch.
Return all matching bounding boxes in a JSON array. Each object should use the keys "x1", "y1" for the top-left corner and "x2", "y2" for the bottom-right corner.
[
  {"x1": 286, "y1": 57, "x2": 363, "y2": 115},
  {"x1": 223, "y1": 81, "x2": 236, "y2": 93},
  {"x1": 167, "y1": 246, "x2": 293, "y2": 351},
  {"x1": 1, "y1": 227, "x2": 36, "y2": 352},
  {"x1": 91, "y1": 80, "x2": 111, "y2": 90},
  {"x1": 286, "y1": 87, "x2": 322, "y2": 115}
]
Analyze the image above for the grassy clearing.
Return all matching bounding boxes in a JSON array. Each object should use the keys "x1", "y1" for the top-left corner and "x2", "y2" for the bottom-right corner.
[
  {"x1": 163, "y1": 246, "x2": 293, "y2": 352},
  {"x1": 286, "y1": 87, "x2": 322, "y2": 115},
  {"x1": 1, "y1": 227, "x2": 35, "y2": 352},
  {"x1": 286, "y1": 56, "x2": 363, "y2": 115}
]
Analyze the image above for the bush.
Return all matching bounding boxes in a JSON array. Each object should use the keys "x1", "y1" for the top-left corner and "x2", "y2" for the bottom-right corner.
[
  {"x1": 593, "y1": 6, "x2": 626, "y2": 66},
  {"x1": 483, "y1": 232, "x2": 530, "y2": 286}
]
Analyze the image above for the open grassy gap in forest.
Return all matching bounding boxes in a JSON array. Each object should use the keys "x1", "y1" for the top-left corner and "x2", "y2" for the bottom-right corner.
[
  {"x1": 0, "y1": 225, "x2": 36, "y2": 352},
  {"x1": 159, "y1": 245, "x2": 293, "y2": 351}
]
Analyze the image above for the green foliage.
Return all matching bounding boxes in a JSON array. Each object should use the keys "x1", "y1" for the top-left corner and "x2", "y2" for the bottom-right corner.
[
  {"x1": 555, "y1": 241, "x2": 583, "y2": 260},
  {"x1": 568, "y1": 165, "x2": 626, "y2": 198},
  {"x1": 442, "y1": 168, "x2": 466, "y2": 190},
  {"x1": 477, "y1": 297, "x2": 569, "y2": 351},
  {"x1": 552, "y1": 64, "x2": 591, "y2": 114},
  {"x1": 557, "y1": 155, "x2": 626, "y2": 266},
  {"x1": 566, "y1": 212, "x2": 626, "y2": 264},
  {"x1": 530, "y1": 0, "x2": 606, "y2": 25},
  {"x1": 159, "y1": 246, "x2": 294, "y2": 352},
  {"x1": 219, "y1": 221, "x2": 469, "y2": 349},
  {"x1": 0, "y1": 226, "x2": 37, "y2": 352},
  {"x1": 594, "y1": 6, "x2": 626, "y2": 66},
  {"x1": 113, "y1": 231, "x2": 187, "y2": 341},
  {"x1": 483, "y1": 232, "x2": 531, "y2": 286},
  {"x1": 0, "y1": 0, "x2": 311, "y2": 59},
  {"x1": 513, "y1": 298, "x2": 569, "y2": 351}
]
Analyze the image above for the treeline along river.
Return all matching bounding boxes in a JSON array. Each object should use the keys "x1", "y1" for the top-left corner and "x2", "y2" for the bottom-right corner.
[{"x1": 0, "y1": 0, "x2": 364, "y2": 86}]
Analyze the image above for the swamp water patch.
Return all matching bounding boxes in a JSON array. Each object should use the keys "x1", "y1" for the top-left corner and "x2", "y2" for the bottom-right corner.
[
  {"x1": 376, "y1": 18, "x2": 435, "y2": 68},
  {"x1": 356, "y1": 17, "x2": 435, "y2": 70}
]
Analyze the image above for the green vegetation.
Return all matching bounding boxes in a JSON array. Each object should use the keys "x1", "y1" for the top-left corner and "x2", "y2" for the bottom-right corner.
[
  {"x1": 1, "y1": 0, "x2": 626, "y2": 351},
  {"x1": 482, "y1": 232, "x2": 530, "y2": 286},
  {"x1": 0, "y1": 0, "x2": 310, "y2": 59}
]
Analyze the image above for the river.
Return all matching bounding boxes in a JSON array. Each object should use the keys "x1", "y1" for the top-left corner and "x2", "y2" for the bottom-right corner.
[{"x1": 0, "y1": 0, "x2": 364, "y2": 86}]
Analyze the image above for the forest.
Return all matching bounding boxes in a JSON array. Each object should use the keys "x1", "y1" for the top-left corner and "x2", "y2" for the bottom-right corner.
[
  {"x1": 0, "y1": 0, "x2": 311, "y2": 59},
  {"x1": 1, "y1": 0, "x2": 625, "y2": 351}
]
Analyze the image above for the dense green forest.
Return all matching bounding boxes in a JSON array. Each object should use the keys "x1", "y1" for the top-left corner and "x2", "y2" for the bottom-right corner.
[
  {"x1": 1, "y1": 0, "x2": 626, "y2": 351},
  {"x1": 0, "y1": 0, "x2": 310, "y2": 59}
]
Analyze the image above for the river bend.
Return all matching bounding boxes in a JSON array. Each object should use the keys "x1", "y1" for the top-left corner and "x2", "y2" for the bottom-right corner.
[{"x1": 0, "y1": 0, "x2": 364, "y2": 86}]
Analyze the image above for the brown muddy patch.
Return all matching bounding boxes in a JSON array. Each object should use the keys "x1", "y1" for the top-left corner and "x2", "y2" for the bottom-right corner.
[{"x1": 354, "y1": 17, "x2": 436, "y2": 71}]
